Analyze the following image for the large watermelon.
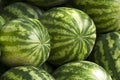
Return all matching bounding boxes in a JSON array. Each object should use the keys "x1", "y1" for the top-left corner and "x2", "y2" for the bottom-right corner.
[
  {"x1": 0, "y1": 18, "x2": 50, "y2": 67},
  {"x1": 26, "y1": 0, "x2": 68, "y2": 7},
  {"x1": 0, "y1": 66, "x2": 55, "y2": 80},
  {"x1": 0, "y1": 2, "x2": 43, "y2": 21},
  {"x1": 53, "y1": 61, "x2": 112, "y2": 80},
  {"x1": 72, "y1": 0, "x2": 120, "y2": 33},
  {"x1": 89, "y1": 31, "x2": 120, "y2": 80},
  {"x1": 40, "y1": 7, "x2": 96, "y2": 66}
]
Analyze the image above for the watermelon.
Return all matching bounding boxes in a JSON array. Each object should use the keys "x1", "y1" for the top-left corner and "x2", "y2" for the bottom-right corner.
[
  {"x1": 72, "y1": 0, "x2": 120, "y2": 33},
  {"x1": 0, "y1": 2, "x2": 43, "y2": 22},
  {"x1": 26, "y1": 0, "x2": 68, "y2": 7},
  {"x1": 88, "y1": 31, "x2": 120, "y2": 80},
  {"x1": 53, "y1": 61, "x2": 112, "y2": 80},
  {"x1": 0, "y1": 66, "x2": 55, "y2": 80},
  {"x1": 40, "y1": 7, "x2": 96, "y2": 66},
  {"x1": 0, "y1": 18, "x2": 50, "y2": 67}
]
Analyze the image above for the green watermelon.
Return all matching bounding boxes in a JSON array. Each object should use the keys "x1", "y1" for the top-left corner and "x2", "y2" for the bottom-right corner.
[
  {"x1": 89, "y1": 31, "x2": 120, "y2": 80},
  {"x1": 0, "y1": 2, "x2": 43, "y2": 21},
  {"x1": 53, "y1": 61, "x2": 112, "y2": 80},
  {"x1": 0, "y1": 18, "x2": 50, "y2": 67},
  {"x1": 0, "y1": 66, "x2": 55, "y2": 80},
  {"x1": 26, "y1": 0, "x2": 68, "y2": 7},
  {"x1": 40, "y1": 7, "x2": 96, "y2": 66},
  {"x1": 72, "y1": 0, "x2": 120, "y2": 33}
]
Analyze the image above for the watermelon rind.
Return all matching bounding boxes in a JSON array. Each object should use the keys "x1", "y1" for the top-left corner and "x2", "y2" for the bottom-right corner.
[
  {"x1": 72, "y1": 0, "x2": 120, "y2": 33},
  {"x1": 0, "y1": 66, "x2": 55, "y2": 80},
  {"x1": 89, "y1": 31, "x2": 120, "y2": 80},
  {"x1": 0, "y1": 18, "x2": 51, "y2": 67},
  {"x1": 40, "y1": 7, "x2": 96, "y2": 66},
  {"x1": 53, "y1": 61, "x2": 112, "y2": 80}
]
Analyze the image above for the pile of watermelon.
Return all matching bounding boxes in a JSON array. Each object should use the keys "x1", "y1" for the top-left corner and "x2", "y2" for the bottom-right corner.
[{"x1": 0, "y1": 0, "x2": 120, "y2": 80}]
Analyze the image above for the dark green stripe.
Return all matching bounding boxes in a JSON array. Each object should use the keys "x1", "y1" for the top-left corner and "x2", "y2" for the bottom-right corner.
[{"x1": 94, "y1": 32, "x2": 120, "y2": 80}]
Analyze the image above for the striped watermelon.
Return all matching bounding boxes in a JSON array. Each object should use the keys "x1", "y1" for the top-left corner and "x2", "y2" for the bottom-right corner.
[
  {"x1": 0, "y1": 66, "x2": 55, "y2": 80},
  {"x1": 40, "y1": 7, "x2": 96, "y2": 66},
  {"x1": 72, "y1": 0, "x2": 120, "y2": 33},
  {"x1": 0, "y1": 18, "x2": 50, "y2": 67},
  {"x1": 53, "y1": 61, "x2": 112, "y2": 80},
  {"x1": 0, "y1": 2, "x2": 43, "y2": 21},
  {"x1": 89, "y1": 31, "x2": 120, "y2": 80},
  {"x1": 26, "y1": 0, "x2": 68, "y2": 7}
]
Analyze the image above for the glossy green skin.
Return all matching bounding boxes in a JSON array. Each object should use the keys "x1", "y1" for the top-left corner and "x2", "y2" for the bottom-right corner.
[
  {"x1": 27, "y1": 0, "x2": 67, "y2": 7},
  {"x1": 0, "y1": 2, "x2": 43, "y2": 21},
  {"x1": 73, "y1": 0, "x2": 120, "y2": 33},
  {"x1": 90, "y1": 31, "x2": 120, "y2": 80},
  {"x1": 40, "y1": 7, "x2": 96, "y2": 66},
  {"x1": 0, "y1": 18, "x2": 50, "y2": 67},
  {"x1": 0, "y1": 66, "x2": 55, "y2": 80},
  {"x1": 53, "y1": 61, "x2": 112, "y2": 80}
]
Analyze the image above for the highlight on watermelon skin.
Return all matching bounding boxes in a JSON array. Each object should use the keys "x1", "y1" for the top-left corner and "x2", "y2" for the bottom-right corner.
[
  {"x1": 53, "y1": 61, "x2": 112, "y2": 80},
  {"x1": 89, "y1": 31, "x2": 120, "y2": 80}
]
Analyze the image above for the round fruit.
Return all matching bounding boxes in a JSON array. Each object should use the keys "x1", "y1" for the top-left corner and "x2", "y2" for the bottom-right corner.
[
  {"x1": 73, "y1": 0, "x2": 120, "y2": 33},
  {"x1": 53, "y1": 61, "x2": 112, "y2": 80},
  {"x1": 0, "y1": 18, "x2": 50, "y2": 67},
  {"x1": 0, "y1": 2, "x2": 43, "y2": 21},
  {"x1": 40, "y1": 7, "x2": 96, "y2": 66},
  {"x1": 0, "y1": 66, "x2": 55, "y2": 80},
  {"x1": 90, "y1": 31, "x2": 120, "y2": 80}
]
